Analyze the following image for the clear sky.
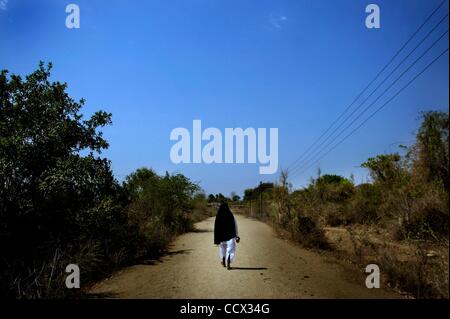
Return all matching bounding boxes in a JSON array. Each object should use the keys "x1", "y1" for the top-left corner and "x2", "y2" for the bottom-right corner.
[{"x1": 1, "y1": 0, "x2": 448, "y2": 196}]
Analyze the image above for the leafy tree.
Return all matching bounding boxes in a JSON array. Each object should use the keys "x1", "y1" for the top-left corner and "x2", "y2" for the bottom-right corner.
[
  {"x1": 124, "y1": 167, "x2": 159, "y2": 200},
  {"x1": 349, "y1": 183, "x2": 382, "y2": 224},
  {"x1": 311, "y1": 174, "x2": 354, "y2": 202},
  {"x1": 193, "y1": 192, "x2": 206, "y2": 202},
  {"x1": 207, "y1": 194, "x2": 216, "y2": 203},
  {"x1": 0, "y1": 62, "x2": 127, "y2": 298},
  {"x1": 216, "y1": 193, "x2": 226, "y2": 203},
  {"x1": 124, "y1": 167, "x2": 200, "y2": 233},
  {"x1": 361, "y1": 154, "x2": 403, "y2": 186},
  {"x1": 243, "y1": 188, "x2": 255, "y2": 201},
  {"x1": 414, "y1": 111, "x2": 449, "y2": 190},
  {"x1": 315, "y1": 174, "x2": 350, "y2": 185},
  {"x1": 159, "y1": 172, "x2": 200, "y2": 217}
]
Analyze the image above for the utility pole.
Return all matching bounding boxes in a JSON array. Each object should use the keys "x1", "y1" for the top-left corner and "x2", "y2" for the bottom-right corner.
[
  {"x1": 257, "y1": 182, "x2": 274, "y2": 218},
  {"x1": 259, "y1": 181, "x2": 263, "y2": 217}
]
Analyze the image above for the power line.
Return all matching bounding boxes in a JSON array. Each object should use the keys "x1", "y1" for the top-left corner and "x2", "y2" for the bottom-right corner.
[
  {"x1": 291, "y1": 46, "x2": 449, "y2": 180},
  {"x1": 290, "y1": 25, "x2": 449, "y2": 179},
  {"x1": 288, "y1": 13, "x2": 449, "y2": 177},
  {"x1": 285, "y1": 0, "x2": 448, "y2": 174},
  {"x1": 290, "y1": 28, "x2": 449, "y2": 178}
]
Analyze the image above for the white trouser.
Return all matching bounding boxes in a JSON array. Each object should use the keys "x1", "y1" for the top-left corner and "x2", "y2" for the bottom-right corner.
[{"x1": 219, "y1": 238, "x2": 236, "y2": 263}]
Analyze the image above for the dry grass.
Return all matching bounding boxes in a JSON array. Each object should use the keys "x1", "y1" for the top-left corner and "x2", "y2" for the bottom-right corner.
[{"x1": 324, "y1": 224, "x2": 449, "y2": 298}]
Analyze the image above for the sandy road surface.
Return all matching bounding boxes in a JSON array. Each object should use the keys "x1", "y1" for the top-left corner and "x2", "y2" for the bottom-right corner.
[{"x1": 89, "y1": 214, "x2": 399, "y2": 298}]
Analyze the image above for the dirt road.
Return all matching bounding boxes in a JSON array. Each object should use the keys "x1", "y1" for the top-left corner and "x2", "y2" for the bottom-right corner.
[{"x1": 89, "y1": 214, "x2": 399, "y2": 298}]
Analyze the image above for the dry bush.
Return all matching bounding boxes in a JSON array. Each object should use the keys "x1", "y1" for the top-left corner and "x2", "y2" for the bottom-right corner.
[
  {"x1": 343, "y1": 232, "x2": 448, "y2": 299},
  {"x1": 290, "y1": 213, "x2": 332, "y2": 250},
  {"x1": 377, "y1": 242, "x2": 449, "y2": 298},
  {"x1": 402, "y1": 184, "x2": 448, "y2": 241}
]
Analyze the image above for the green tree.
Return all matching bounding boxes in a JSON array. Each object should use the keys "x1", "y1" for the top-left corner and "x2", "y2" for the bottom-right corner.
[
  {"x1": 414, "y1": 111, "x2": 449, "y2": 190},
  {"x1": 0, "y1": 62, "x2": 127, "y2": 298},
  {"x1": 216, "y1": 193, "x2": 226, "y2": 203},
  {"x1": 124, "y1": 167, "x2": 159, "y2": 200},
  {"x1": 231, "y1": 194, "x2": 241, "y2": 202},
  {"x1": 243, "y1": 188, "x2": 255, "y2": 201},
  {"x1": 315, "y1": 174, "x2": 348, "y2": 185},
  {"x1": 208, "y1": 194, "x2": 216, "y2": 203},
  {"x1": 124, "y1": 168, "x2": 200, "y2": 234},
  {"x1": 312, "y1": 174, "x2": 354, "y2": 202},
  {"x1": 361, "y1": 154, "x2": 403, "y2": 187}
]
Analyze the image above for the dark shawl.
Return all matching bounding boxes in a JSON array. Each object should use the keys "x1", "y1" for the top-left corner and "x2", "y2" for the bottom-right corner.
[{"x1": 214, "y1": 203, "x2": 236, "y2": 245}]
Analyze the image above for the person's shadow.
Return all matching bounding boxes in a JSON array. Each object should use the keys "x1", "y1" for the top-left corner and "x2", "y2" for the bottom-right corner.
[{"x1": 230, "y1": 267, "x2": 268, "y2": 270}]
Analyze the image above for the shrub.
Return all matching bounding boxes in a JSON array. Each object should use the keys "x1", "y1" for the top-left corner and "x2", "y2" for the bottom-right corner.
[
  {"x1": 291, "y1": 213, "x2": 331, "y2": 250},
  {"x1": 347, "y1": 183, "x2": 381, "y2": 224},
  {"x1": 123, "y1": 167, "x2": 206, "y2": 258}
]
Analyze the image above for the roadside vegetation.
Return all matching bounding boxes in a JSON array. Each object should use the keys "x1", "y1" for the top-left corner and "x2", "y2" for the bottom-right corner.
[
  {"x1": 0, "y1": 63, "x2": 212, "y2": 298},
  {"x1": 243, "y1": 111, "x2": 449, "y2": 298}
]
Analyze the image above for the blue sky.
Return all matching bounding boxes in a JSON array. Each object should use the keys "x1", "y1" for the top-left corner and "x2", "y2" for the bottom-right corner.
[{"x1": 1, "y1": 0, "x2": 448, "y2": 196}]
